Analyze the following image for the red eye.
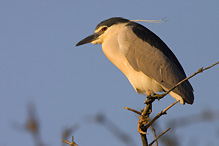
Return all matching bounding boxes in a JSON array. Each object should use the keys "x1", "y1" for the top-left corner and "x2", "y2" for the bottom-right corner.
[{"x1": 101, "y1": 27, "x2": 107, "y2": 31}]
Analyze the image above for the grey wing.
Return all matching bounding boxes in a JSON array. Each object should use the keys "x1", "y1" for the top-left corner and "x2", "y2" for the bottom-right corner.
[{"x1": 118, "y1": 25, "x2": 194, "y2": 104}]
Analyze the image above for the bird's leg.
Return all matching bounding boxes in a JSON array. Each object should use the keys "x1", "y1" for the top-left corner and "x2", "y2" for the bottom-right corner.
[
  {"x1": 146, "y1": 90, "x2": 152, "y2": 98},
  {"x1": 145, "y1": 90, "x2": 155, "y2": 104}
]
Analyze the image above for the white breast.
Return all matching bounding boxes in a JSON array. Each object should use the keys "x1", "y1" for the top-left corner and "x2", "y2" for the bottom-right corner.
[{"x1": 102, "y1": 37, "x2": 163, "y2": 95}]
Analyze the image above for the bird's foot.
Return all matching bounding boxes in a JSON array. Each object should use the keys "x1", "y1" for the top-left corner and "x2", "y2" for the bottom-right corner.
[{"x1": 152, "y1": 93, "x2": 165, "y2": 100}]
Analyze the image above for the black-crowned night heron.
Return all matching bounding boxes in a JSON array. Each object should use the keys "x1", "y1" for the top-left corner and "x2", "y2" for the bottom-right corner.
[{"x1": 76, "y1": 17, "x2": 194, "y2": 105}]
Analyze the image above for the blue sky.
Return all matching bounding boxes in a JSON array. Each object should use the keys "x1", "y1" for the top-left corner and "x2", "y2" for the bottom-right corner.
[{"x1": 0, "y1": 0, "x2": 219, "y2": 146}]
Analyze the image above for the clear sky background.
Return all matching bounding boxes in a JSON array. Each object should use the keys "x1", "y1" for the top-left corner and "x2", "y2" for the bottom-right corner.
[{"x1": 0, "y1": 0, "x2": 219, "y2": 146}]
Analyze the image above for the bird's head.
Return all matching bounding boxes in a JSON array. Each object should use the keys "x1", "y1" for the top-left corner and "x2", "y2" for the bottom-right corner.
[{"x1": 76, "y1": 17, "x2": 130, "y2": 46}]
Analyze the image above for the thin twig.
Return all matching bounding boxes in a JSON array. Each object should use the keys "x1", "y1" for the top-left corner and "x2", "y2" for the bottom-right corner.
[
  {"x1": 61, "y1": 136, "x2": 78, "y2": 146},
  {"x1": 162, "y1": 61, "x2": 219, "y2": 97},
  {"x1": 150, "y1": 126, "x2": 158, "y2": 146},
  {"x1": 202, "y1": 61, "x2": 219, "y2": 70},
  {"x1": 124, "y1": 106, "x2": 141, "y2": 115},
  {"x1": 146, "y1": 101, "x2": 179, "y2": 129},
  {"x1": 149, "y1": 128, "x2": 170, "y2": 146},
  {"x1": 62, "y1": 139, "x2": 72, "y2": 144}
]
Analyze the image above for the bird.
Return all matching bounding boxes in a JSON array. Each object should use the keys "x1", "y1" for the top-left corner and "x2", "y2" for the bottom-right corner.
[{"x1": 76, "y1": 17, "x2": 194, "y2": 105}]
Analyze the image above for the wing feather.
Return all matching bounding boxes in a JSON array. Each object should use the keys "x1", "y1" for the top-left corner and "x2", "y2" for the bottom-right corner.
[{"x1": 118, "y1": 24, "x2": 194, "y2": 104}]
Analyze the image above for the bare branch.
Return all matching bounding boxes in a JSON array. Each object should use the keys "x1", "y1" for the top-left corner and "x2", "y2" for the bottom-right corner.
[
  {"x1": 162, "y1": 61, "x2": 219, "y2": 97},
  {"x1": 124, "y1": 106, "x2": 141, "y2": 115},
  {"x1": 62, "y1": 136, "x2": 78, "y2": 146},
  {"x1": 139, "y1": 101, "x2": 178, "y2": 146},
  {"x1": 149, "y1": 128, "x2": 170, "y2": 146},
  {"x1": 146, "y1": 101, "x2": 179, "y2": 129},
  {"x1": 141, "y1": 98, "x2": 153, "y2": 116},
  {"x1": 140, "y1": 133, "x2": 148, "y2": 146},
  {"x1": 150, "y1": 126, "x2": 158, "y2": 146},
  {"x1": 138, "y1": 98, "x2": 153, "y2": 146}
]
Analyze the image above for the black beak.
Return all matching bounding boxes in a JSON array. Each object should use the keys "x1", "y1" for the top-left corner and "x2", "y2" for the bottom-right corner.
[{"x1": 76, "y1": 33, "x2": 99, "y2": 46}]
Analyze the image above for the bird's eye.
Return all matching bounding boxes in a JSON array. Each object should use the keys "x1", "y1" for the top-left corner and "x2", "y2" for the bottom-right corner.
[{"x1": 101, "y1": 27, "x2": 107, "y2": 31}]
